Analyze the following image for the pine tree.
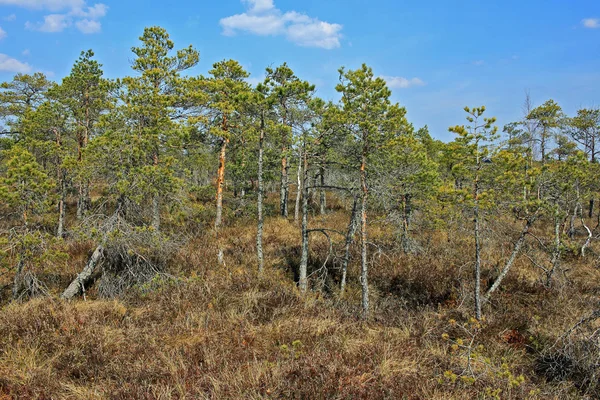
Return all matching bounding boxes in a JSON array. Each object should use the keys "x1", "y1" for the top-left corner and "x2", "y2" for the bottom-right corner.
[
  {"x1": 336, "y1": 64, "x2": 409, "y2": 317},
  {"x1": 449, "y1": 106, "x2": 499, "y2": 320},
  {"x1": 200, "y1": 59, "x2": 251, "y2": 264},
  {"x1": 123, "y1": 26, "x2": 199, "y2": 231},
  {"x1": 264, "y1": 63, "x2": 314, "y2": 218}
]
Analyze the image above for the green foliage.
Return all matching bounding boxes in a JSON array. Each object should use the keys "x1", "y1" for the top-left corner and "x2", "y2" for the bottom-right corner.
[{"x1": 0, "y1": 146, "x2": 55, "y2": 223}]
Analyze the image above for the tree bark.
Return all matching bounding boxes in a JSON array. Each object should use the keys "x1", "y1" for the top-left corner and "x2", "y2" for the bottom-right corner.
[
  {"x1": 54, "y1": 128, "x2": 66, "y2": 238},
  {"x1": 485, "y1": 219, "x2": 532, "y2": 298},
  {"x1": 280, "y1": 156, "x2": 289, "y2": 218},
  {"x1": 152, "y1": 195, "x2": 161, "y2": 231},
  {"x1": 400, "y1": 194, "x2": 412, "y2": 253},
  {"x1": 280, "y1": 117, "x2": 289, "y2": 218},
  {"x1": 299, "y1": 143, "x2": 309, "y2": 292},
  {"x1": 581, "y1": 215, "x2": 592, "y2": 257},
  {"x1": 152, "y1": 152, "x2": 160, "y2": 232},
  {"x1": 215, "y1": 134, "x2": 228, "y2": 266},
  {"x1": 12, "y1": 255, "x2": 24, "y2": 300},
  {"x1": 360, "y1": 147, "x2": 369, "y2": 318},
  {"x1": 294, "y1": 153, "x2": 302, "y2": 223},
  {"x1": 257, "y1": 113, "x2": 265, "y2": 274},
  {"x1": 546, "y1": 210, "x2": 561, "y2": 287},
  {"x1": 61, "y1": 245, "x2": 105, "y2": 300},
  {"x1": 77, "y1": 96, "x2": 91, "y2": 219},
  {"x1": 474, "y1": 168, "x2": 482, "y2": 320},
  {"x1": 57, "y1": 175, "x2": 66, "y2": 238},
  {"x1": 340, "y1": 196, "x2": 359, "y2": 295},
  {"x1": 319, "y1": 164, "x2": 326, "y2": 215},
  {"x1": 215, "y1": 137, "x2": 228, "y2": 230}
]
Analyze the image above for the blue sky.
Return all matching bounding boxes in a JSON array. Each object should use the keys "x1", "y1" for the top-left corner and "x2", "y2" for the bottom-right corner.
[{"x1": 0, "y1": 0, "x2": 599, "y2": 141}]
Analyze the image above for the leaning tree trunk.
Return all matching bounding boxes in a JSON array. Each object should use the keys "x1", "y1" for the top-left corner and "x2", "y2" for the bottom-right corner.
[
  {"x1": 299, "y1": 144, "x2": 309, "y2": 292},
  {"x1": 257, "y1": 113, "x2": 265, "y2": 274},
  {"x1": 359, "y1": 147, "x2": 369, "y2": 318},
  {"x1": 62, "y1": 204, "x2": 122, "y2": 300},
  {"x1": 340, "y1": 196, "x2": 359, "y2": 295},
  {"x1": 61, "y1": 245, "x2": 105, "y2": 300},
  {"x1": 485, "y1": 218, "x2": 532, "y2": 298}
]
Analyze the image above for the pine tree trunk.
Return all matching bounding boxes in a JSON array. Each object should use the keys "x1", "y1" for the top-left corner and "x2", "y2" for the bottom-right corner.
[
  {"x1": 474, "y1": 172, "x2": 482, "y2": 320},
  {"x1": 280, "y1": 131, "x2": 289, "y2": 219},
  {"x1": 340, "y1": 196, "x2": 359, "y2": 295},
  {"x1": 257, "y1": 114, "x2": 265, "y2": 274},
  {"x1": 319, "y1": 164, "x2": 326, "y2": 215},
  {"x1": 294, "y1": 153, "x2": 301, "y2": 223},
  {"x1": 57, "y1": 176, "x2": 66, "y2": 238},
  {"x1": 360, "y1": 149, "x2": 369, "y2": 318},
  {"x1": 569, "y1": 203, "x2": 579, "y2": 239},
  {"x1": 400, "y1": 194, "x2": 411, "y2": 253},
  {"x1": 485, "y1": 218, "x2": 532, "y2": 298},
  {"x1": 76, "y1": 121, "x2": 91, "y2": 219},
  {"x1": 299, "y1": 144, "x2": 309, "y2": 292},
  {"x1": 12, "y1": 255, "x2": 24, "y2": 300},
  {"x1": 61, "y1": 245, "x2": 105, "y2": 300},
  {"x1": 152, "y1": 195, "x2": 160, "y2": 231},
  {"x1": 215, "y1": 122, "x2": 229, "y2": 266},
  {"x1": 152, "y1": 152, "x2": 160, "y2": 231},
  {"x1": 547, "y1": 210, "x2": 561, "y2": 287},
  {"x1": 581, "y1": 214, "x2": 592, "y2": 257},
  {"x1": 215, "y1": 137, "x2": 228, "y2": 230},
  {"x1": 54, "y1": 128, "x2": 67, "y2": 237}
]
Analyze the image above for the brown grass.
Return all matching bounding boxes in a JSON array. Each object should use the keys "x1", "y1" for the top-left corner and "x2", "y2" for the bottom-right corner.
[{"x1": 0, "y1": 199, "x2": 598, "y2": 399}]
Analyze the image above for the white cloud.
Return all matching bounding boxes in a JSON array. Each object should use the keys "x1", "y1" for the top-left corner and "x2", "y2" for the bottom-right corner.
[
  {"x1": 22, "y1": 49, "x2": 30, "y2": 56},
  {"x1": 2, "y1": 13, "x2": 16, "y2": 21},
  {"x1": 26, "y1": 13, "x2": 70, "y2": 32},
  {"x1": 5, "y1": 0, "x2": 107, "y2": 34},
  {"x1": 71, "y1": 3, "x2": 106, "y2": 19},
  {"x1": 382, "y1": 76, "x2": 425, "y2": 89},
  {"x1": 220, "y1": 0, "x2": 343, "y2": 49},
  {"x1": 582, "y1": 18, "x2": 600, "y2": 29},
  {"x1": 473, "y1": 60, "x2": 485, "y2": 66},
  {"x1": 242, "y1": 0, "x2": 274, "y2": 14},
  {"x1": 0, "y1": 53, "x2": 32, "y2": 73},
  {"x1": 0, "y1": 26, "x2": 5, "y2": 39},
  {"x1": 75, "y1": 18, "x2": 100, "y2": 33},
  {"x1": 246, "y1": 76, "x2": 264, "y2": 87}
]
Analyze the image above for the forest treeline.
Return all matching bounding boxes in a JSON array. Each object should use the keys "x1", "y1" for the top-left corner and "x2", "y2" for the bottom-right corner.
[
  {"x1": 1, "y1": 26, "x2": 599, "y2": 316},
  {"x1": 1, "y1": 26, "x2": 600, "y2": 398}
]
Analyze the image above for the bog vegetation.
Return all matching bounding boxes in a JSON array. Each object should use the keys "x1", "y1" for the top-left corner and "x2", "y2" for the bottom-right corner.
[{"x1": 0, "y1": 27, "x2": 599, "y2": 399}]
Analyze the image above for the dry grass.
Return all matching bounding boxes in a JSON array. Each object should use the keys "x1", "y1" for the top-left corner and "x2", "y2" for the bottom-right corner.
[{"x1": 0, "y1": 199, "x2": 599, "y2": 399}]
